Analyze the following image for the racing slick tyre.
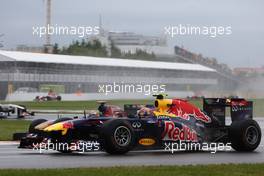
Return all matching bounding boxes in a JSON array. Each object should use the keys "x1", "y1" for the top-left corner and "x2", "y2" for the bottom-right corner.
[
  {"x1": 58, "y1": 150, "x2": 73, "y2": 153},
  {"x1": 57, "y1": 145, "x2": 73, "y2": 153},
  {"x1": 229, "y1": 119, "x2": 261, "y2": 151},
  {"x1": 28, "y1": 119, "x2": 47, "y2": 133},
  {"x1": 101, "y1": 119, "x2": 136, "y2": 155},
  {"x1": 11, "y1": 109, "x2": 15, "y2": 114},
  {"x1": 57, "y1": 96, "x2": 62, "y2": 101},
  {"x1": 34, "y1": 96, "x2": 40, "y2": 102}
]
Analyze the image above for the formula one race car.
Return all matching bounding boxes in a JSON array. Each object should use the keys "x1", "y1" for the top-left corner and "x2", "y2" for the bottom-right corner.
[
  {"x1": 34, "y1": 89, "x2": 62, "y2": 102},
  {"x1": 35, "y1": 94, "x2": 62, "y2": 102},
  {"x1": 97, "y1": 101, "x2": 126, "y2": 117},
  {"x1": 19, "y1": 94, "x2": 261, "y2": 154},
  {"x1": 0, "y1": 104, "x2": 35, "y2": 118}
]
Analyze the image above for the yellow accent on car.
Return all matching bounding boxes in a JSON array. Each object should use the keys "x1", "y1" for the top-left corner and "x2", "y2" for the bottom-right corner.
[
  {"x1": 35, "y1": 121, "x2": 53, "y2": 130},
  {"x1": 44, "y1": 122, "x2": 68, "y2": 135},
  {"x1": 153, "y1": 98, "x2": 175, "y2": 117},
  {"x1": 155, "y1": 99, "x2": 172, "y2": 113},
  {"x1": 139, "y1": 138, "x2": 156, "y2": 146},
  {"x1": 153, "y1": 111, "x2": 176, "y2": 118}
]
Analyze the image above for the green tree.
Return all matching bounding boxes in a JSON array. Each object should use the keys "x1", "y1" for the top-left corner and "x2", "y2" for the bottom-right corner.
[
  {"x1": 53, "y1": 39, "x2": 156, "y2": 60},
  {"x1": 53, "y1": 43, "x2": 60, "y2": 54},
  {"x1": 124, "y1": 49, "x2": 155, "y2": 60},
  {"x1": 110, "y1": 42, "x2": 122, "y2": 58},
  {"x1": 59, "y1": 39, "x2": 108, "y2": 57}
]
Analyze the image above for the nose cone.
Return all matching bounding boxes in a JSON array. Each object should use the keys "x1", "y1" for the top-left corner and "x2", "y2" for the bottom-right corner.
[
  {"x1": 35, "y1": 121, "x2": 53, "y2": 130},
  {"x1": 44, "y1": 122, "x2": 68, "y2": 135}
]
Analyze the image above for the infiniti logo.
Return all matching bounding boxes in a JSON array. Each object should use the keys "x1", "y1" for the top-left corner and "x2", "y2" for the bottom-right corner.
[{"x1": 132, "y1": 122, "x2": 142, "y2": 128}]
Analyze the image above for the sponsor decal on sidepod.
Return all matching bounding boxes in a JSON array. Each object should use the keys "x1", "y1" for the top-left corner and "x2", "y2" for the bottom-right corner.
[
  {"x1": 162, "y1": 121, "x2": 198, "y2": 142},
  {"x1": 139, "y1": 138, "x2": 156, "y2": 146},
  {"x1": 171, "y1": 99, "x2": 211, "y2": 123}
]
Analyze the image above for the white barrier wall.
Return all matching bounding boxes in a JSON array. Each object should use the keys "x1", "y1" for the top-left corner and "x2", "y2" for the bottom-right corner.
[{"x1": 5, "y1": 91, "x2": 194, "y2": 101}]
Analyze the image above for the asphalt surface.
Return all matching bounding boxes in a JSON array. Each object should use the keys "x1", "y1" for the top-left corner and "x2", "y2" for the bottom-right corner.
[
  {"x1": 5, "y1": 113, "x2": 83, "y2": 121},
  {"x1": 0, "y1": 117, "x2": 263, "y2": 169}
]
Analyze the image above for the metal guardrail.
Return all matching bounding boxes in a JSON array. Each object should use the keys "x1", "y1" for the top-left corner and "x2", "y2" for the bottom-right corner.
[{"x1": 30, "y1": 109, "x2": 97, "y2": 114}]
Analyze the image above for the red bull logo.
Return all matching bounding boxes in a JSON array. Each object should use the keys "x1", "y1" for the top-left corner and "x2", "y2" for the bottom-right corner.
[
  {"x1": 162, "y1": 121, "x2": 198, "y2": 142},
  {"x1": 231, "y1": 100, "x2": 248, "y2": 106},
  {"x1": 169, "y1": 99, "x2": 211, "y2": 123}
]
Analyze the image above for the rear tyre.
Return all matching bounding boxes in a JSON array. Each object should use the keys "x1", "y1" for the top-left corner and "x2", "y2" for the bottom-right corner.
[
  {"x1": 229, "y1": 119, "x2": 261, "y2": 151},
  {"x1": 57, "y1": 96, "x2": 62, "y2": 101},
  {"x1": 34, "y1": 96, "x2": 39, "y2": 101},
  {"x1": 57, "y1": 144, "x2": 73, "y2": 153},
  {"x1": 58, "y1": 150, "x2": 73, "y2": 153},
  {"x1": 28, "y1": 119, "x2": 47, "y2": 133},
  {"x1": 101, "y1": 119, "x2": 135, "y2": 155}
]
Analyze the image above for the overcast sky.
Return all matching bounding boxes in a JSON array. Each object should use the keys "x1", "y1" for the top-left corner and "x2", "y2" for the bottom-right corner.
[{"x1": 0, "y1": 0, "x2": 263, "y2": 68}]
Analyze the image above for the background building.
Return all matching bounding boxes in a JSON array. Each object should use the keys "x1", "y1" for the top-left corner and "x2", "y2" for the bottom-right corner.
[
  {"x1": 15, "y1": 45, "x2": 44, "y2": 53},
  {"x1": 0, "y1": 50, "x2": 233, "y2": 101},
  {"x1": 88, "y1": 30, "x2": 174, "y2": 56}
]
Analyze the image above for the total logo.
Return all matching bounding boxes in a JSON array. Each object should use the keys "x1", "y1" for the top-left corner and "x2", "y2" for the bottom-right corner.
[
  {"x1": 157, "y1": 115, "x2": 171, "y2": 119},
  {"x1": 162, "y1": 121, "x2": 198, "y2": 142}
]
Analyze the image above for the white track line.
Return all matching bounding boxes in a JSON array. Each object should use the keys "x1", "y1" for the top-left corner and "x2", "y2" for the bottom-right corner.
[{"x1": 0, "y1": 141, "x2": 19, "y2": 145}]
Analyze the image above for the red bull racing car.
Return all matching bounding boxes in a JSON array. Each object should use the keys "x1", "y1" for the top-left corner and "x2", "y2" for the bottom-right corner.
[{"x1": 19, "y1": 94, "x2": 261, "y2": 154}]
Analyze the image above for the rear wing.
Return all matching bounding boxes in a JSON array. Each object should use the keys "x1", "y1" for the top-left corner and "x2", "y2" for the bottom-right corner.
[{"x1": 203, "y1": 98, "x2": 253, "y2": 125}]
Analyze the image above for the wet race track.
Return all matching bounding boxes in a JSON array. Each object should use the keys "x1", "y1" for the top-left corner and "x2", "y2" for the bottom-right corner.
[{"x1": 0, "y1": 115, "x2": 264, "y2": 169}]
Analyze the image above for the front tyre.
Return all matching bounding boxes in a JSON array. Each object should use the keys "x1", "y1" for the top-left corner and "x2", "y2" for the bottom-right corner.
[
  {"x1": 101, "y1": 119, "x2": 135, "y2": 155},
  {"x1": 229, "y1": 119, "x2": 261, "y2": 151}
]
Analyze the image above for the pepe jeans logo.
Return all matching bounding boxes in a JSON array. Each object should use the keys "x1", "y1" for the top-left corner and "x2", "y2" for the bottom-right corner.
[
  {"x1": 132, "y1": 122, "x2": 142, "y2": 128},
  {"x1": 139, "y1": 138, "x2": 156, "y2": 146},
  {"x1": 232, "y1": 106, "x2": 252, "y2": 112}
]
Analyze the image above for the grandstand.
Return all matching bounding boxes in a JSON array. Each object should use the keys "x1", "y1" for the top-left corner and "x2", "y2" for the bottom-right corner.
[
  {"x1": 174, "y1": 46, "x2": 233, "y2": 76},
  {"x1": 0, "y1": 50, "x2": 235, "y2": 101}
]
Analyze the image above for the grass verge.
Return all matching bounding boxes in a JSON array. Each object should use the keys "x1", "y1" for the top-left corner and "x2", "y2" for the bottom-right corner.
[
  {"x1": 0, "y1": 120, "x2": 30, "y2": 141},
  {"x1": 2, "y1": 99, "x2": 264, "y2": 116},
  {"x1": 3, "y1": 99, "x2": 154, "y2": 110},
  {"x1": 0, "y1": 164, "x2": 264, "y2": 176}
]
